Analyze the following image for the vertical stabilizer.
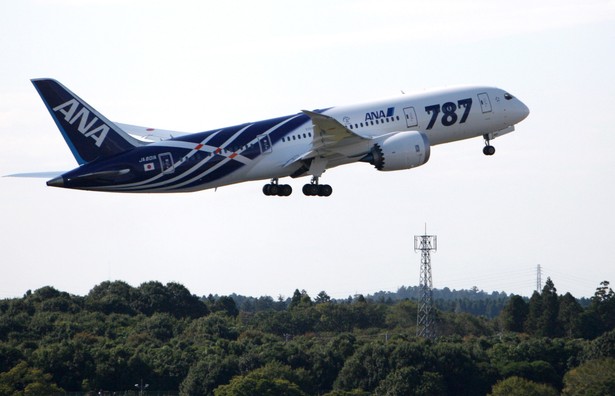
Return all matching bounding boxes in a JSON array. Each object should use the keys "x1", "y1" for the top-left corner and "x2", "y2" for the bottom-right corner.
[{"x1": 31, "y1": 78, "x2": 143, "y2": 164}]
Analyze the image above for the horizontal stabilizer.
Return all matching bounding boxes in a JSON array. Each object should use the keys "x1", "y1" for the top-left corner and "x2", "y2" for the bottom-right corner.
[
  {"x1": 115, "y1": 122, "x2": 189, "y2": 142},
  {"x1": 5, "y1": 171, "x2": 64, "y2": 178}
]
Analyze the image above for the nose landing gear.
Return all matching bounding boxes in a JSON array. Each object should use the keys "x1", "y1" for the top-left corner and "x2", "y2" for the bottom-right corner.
[{"x1": 483, "y1": 134, "x2": 496, "y2": 156}]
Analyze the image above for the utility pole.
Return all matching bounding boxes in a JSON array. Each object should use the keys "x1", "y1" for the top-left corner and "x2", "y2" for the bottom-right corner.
[
  {"x1": 536, "y1": 264, "x2": 542, "y2": 293},
  {"x1": 415, "y1": 227, "x2": 437, "y2": 339}
]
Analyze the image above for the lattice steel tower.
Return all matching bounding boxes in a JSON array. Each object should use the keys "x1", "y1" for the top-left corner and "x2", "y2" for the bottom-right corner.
[
  {"x1": 536, "y1": 264, "x2": 542, "y2": 293},
  {"x1": 415, "y1": 230, "x2": 437, "y2": 339}
]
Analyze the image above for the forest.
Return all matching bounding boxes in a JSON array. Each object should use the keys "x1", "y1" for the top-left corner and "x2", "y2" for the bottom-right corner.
[{"x1": 0, "y1": 278, "x2": 614, "y2": 395}]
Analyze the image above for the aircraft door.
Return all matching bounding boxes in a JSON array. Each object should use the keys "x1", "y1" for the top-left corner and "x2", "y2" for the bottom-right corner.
[
  {"x1": 403, "y1": 107, "x2": 418, "y2": 128},
  {"x1": 158, "y1": 152, "x2": 175, "y2": 174},
  {"x1": 258, "y1": 134, "x2": 272, "y2": 154},
  {"x1": 478, "y1": 93, "x2": 492, "y2": 113}
]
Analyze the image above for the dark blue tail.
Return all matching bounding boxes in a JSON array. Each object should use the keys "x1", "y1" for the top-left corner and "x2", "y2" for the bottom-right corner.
[{"x1": 32, "y1": 79, "x2": 143, "y2": 165}]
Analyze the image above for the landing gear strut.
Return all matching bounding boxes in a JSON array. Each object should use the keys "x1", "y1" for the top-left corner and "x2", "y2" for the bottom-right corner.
[
  {"x1": 483, "y1": 134, "x2": 496, "y2": 156},
  {"x1": 302, "y1": 176, "x2": 332, "y2": 197},
  {"x1": 263, "y1": 178, "x2": 292, "y2": 196}
]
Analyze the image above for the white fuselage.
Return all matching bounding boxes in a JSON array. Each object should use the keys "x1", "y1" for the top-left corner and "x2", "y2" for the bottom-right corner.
[{"x1": 210, "y1": 86, "x2": 529, "y2": 190}]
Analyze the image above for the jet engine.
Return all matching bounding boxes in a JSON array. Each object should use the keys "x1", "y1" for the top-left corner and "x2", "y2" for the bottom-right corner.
[{"x1": 361, "y1": 131, "x2": 431, "y2": 171}]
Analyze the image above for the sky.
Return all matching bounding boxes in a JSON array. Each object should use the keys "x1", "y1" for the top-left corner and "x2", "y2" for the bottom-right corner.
[{"x1": 1, "y1": 0, "x2": 614, "y2": 300}]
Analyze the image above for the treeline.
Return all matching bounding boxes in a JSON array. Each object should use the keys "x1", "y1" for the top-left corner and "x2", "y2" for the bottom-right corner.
[
  {"x1": 0, "y1": 279, "x2": 614, "y2": 395},
  {"x1": 226, "y1": 286, "x2": 512, "y2": 319}
]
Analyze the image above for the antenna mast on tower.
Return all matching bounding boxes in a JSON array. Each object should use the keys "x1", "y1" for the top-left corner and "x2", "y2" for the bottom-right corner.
[{"x1": 415, "y1": 226, "x2": 437, "y2": 339}]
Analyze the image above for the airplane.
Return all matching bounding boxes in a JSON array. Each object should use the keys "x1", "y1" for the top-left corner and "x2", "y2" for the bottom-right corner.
[{"x1": 23, "y1": 78, "x2": 529, "y2": 197}]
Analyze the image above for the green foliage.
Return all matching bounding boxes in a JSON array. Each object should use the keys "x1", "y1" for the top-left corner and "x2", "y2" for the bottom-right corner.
[
  {"x1": 585, "y1": 281, "x2": 615, "y2": 336},
  {"x1": 180, "y1": 355, "x2": 239, "y2": 396},
  {"x1": 489, "y1": 376, "x2": 558, "y2": 396},
  {"x1": 537, "y1": 278, "x2": 560, "y2": 337},
  {"x1": 334, "y1": 342, "x2": 392, "y2": 392},
  {"x1": 582, "y1": 328, "x2": 615, "y2": 361},
  {"x1": 214, "y1": 362, "x2": 308, "y2": 396},
  {"x1": 84, "y1": 280, "x2": 208, "y2": 318},
  {"x1": 499, "y1": 361, "x2": 559, "y2": 388},
  {"x1": 499, "y1": 295, "x2": 528, "y2": 332},
  {"x1": 562, "y1": 358, "x2": 615, "y2": 395},
  {"x1": 558, "y1": 293, "x2": 583, "y2": 338},
  {"x1": 0, "y1": 361, "x2": 64, "y2": 395},
  {"x1": 374, "y1": 367, "x2": 445, "y2": 396},
  {"x1": 1, "y1": 279, "x2": 614, "y2": 394}
]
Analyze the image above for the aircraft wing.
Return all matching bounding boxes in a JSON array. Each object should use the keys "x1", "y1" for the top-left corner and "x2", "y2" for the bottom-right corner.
[
  {"x1": 115, "y1": 122, "x2": 189, "y2": 142},
  {"x1": 290, "y1": 110, "x2": 369, "y2": 163},
  {"x1": 303, "y1": 110, "x2": 368, "y2": 148}
]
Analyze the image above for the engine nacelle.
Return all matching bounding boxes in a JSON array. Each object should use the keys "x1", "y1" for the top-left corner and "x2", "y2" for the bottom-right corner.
[{"x1": 362, "y1": 131, "x2": 431, "y2": 171}]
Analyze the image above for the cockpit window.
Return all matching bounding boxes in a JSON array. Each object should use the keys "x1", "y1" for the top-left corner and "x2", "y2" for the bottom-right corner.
[{"x1": 504, "y1": 93, "x2": 514, "y2": 100}]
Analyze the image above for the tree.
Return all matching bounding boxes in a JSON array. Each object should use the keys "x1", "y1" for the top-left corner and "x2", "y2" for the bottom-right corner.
[
  {"x1": 212, "y1": 296, "x2": 239, "y2": 318},
  {"x1": 0, "y1": 361, "x2": 64, "y2": 395},
  {"x1": 374, "y1": 367, "x2": 445, "y2": 396},
  {"x1": 316, "y1": 304, "x2": 354, "y2": 332},
  {"x1": 524, "y1": 291, "x2": 542, "y2": 335},
  {"x1": 499, "y1": 361, "x2": 559, "y2": 388},
  {"x1": 180, "y1": 355, "x2": 239, "y2": 396},
  {"x1": 334, "y1": 343, "x2": 391, "y2": 392},
  {"x1": 582, "y1": 328, "x2": 615, "y2": 361},
  {"x1": 537, "y1": 278, "x2": 559, "y2": 337},
  {"x1": 499, "y1": 295, "x2": 528, "y2": 332},
  {"x1": 315, "y1": 291, "x2": 331, "y2": 304},
  {"x1": 558, "y1": 293, "x2": 583, "y2": 338},
  {"x1": 165, "y1": 282, "x2": 209, "y2": 318},
  {"x1": 489, "y1": 376, "x2": 558, "y2": 396},
  {"x1": 430, "y1": 341, "x2": 491, "y2": 395},
  {"x1": 562, "y1": 358, "x2": 615, "y2": 395},
  {"x1": 385, "y1": 300, "x2": 417, "y2": 328},
  {"x1": 289, "y1": 290, "x2": 312, "y2": 310},
  {"x1": 588, "y1": 281, "x2": 615, "y2": 333},
  {"x1": 85, "y1": 280, "x2": 137, "y2": 315},
  {"x1": 0, "y1": 344, "x2": 24, "y2": 373},
  {"x1": 213, "y1": 362, "x2": 308, "y2": 396}
]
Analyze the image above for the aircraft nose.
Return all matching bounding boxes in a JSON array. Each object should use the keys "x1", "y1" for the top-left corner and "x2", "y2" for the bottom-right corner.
[{"x1": 516, "y1": 99, "x2": 530, "y2": 122}]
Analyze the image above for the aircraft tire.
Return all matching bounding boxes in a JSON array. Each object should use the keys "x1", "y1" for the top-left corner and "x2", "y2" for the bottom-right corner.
[
  {"x1": 483, "y1": 145, "x2": 496, "y2": 156},
  {"x1": 318, "y1": 184, "x2": 333, "y2": 197},
  {"x1": 263, "y1": 184, "x2": 272, "y2": 196},
  {"x1": 303, "y1": 184, "x2": 318, "y2": 196},
  {"x1": 280, "y1": 184, "x2": 292, "y2": 196}
]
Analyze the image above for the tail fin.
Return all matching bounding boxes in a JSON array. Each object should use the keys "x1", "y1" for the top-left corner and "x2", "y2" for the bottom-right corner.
[{"x1": 31, "y1": 78, "x2": 144, "y2": 165}]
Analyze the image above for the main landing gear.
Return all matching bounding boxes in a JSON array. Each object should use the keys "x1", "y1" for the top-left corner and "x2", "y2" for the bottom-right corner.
[
  {"x1": 483, "y1": 134, "x2": 496, "y2": 156},
  {"x1": 302, "y1": 176, "x2": 332, "y2": 197},
  {"x1": 262, "y1": 177, "x2": 333, "y2": 197},
  {"x1": 263, "y1": 178, "x2": 292, "y2": 196}
]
